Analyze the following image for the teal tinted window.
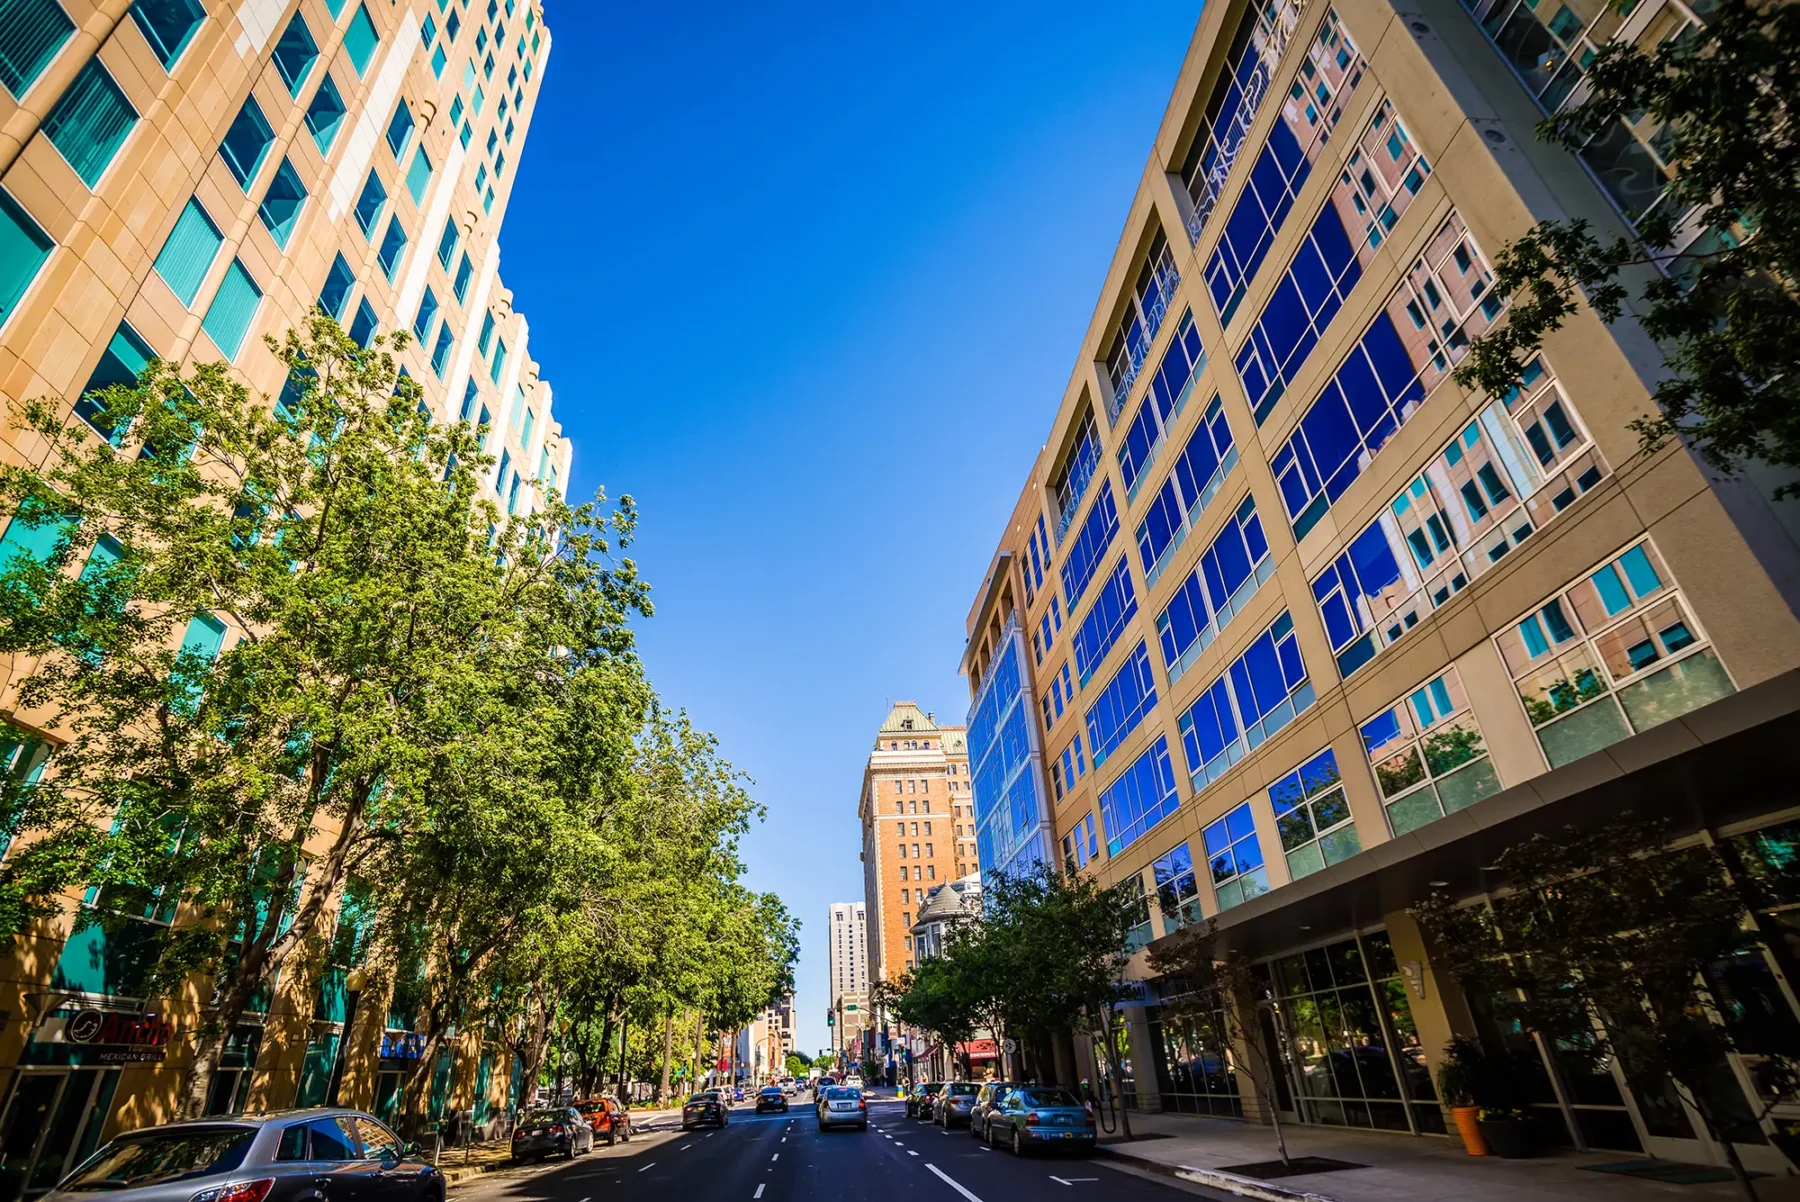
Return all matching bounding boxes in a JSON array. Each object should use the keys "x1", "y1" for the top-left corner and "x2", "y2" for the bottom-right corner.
[
  {"x1": 344, "y1": 4, "x2": 379, "y2": 75},
  {"x1": 386, "y1": 101, "x2": 414, "y2": 157},
  {"x1": 406, "y1": 147, "x2": 431, "y2": 204},
  {"x1": 431, "y1": 44, "x2": 446, "y2": 76},
  {"x1": 452, "y1": 252, "x2": 472, "y2": 302},
  {"x1": 0, "y1": 188, "x2": 52, "y2": 324},
  {"x1": 42, "y1": 59, "x2": 137, "y2": 186},
  {"x1": 436, "y1": 217, "x2": 459, "y2": 268},
  {"x1": 129, "y1": 0, "x2": 205, "y2": 69},
  {"x1": 219, "y1": 96, "x2": 275, "y2": 189},
  {"x1": 477, "y1": 311, "x2": 495, "y2": 354},
  {"x1": 353, "y1": 171, "x2": 386, "y2": 238},
  {"x1": 258, "y1": 158, "x2": 307, "y2": 248},
  {"x1": 319, "y1": 252, "x2": 355, "y2": 320},
  {"x1": 180, "y1": 612, "x2": 227, "y2": 663},
  {"x1": 0, "y1": 498, "x2": 72, "y2": 569},
  {"x1": 376, "y1": 218, "x2": 406, "y2": 280},
  {"x1": 305, "y1": 73, "x2": 347, "y2": 153},
  {"x1": 272, "y1": 14, "x2": 319, "y2": 96},
  {"x1": 349, "y1": 298, "x2": 377, "y2": 346},
  {"x1": 431, "y1": 324, "x2": 454, "y2": 378},
  {"x1": 324, "y1": 0, "x2": 345, "y2": 15},
  {"x1": 1620, "y1": 545, "x2": 1662, "y2": 598},
  {"x1": 75, "y1": 323, "x2": 155, "y2": 444},
  {"x1": 153, "y1": 197, "x2": 222, "y2": 306},
  {"x1": 489, "y1": 337, "x2": 505, "y2": 384},
  {"x1": 413, "y1": 286, "x2": 438, "y2": 342},
  {"x1": 202, "y1": 259, "x2": 262, "y2": 360},
  {"x1": 0, "y1": 0, "x2": 75, "y2": 98}
]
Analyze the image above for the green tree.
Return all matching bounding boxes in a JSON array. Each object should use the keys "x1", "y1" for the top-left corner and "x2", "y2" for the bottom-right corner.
[
  {"x1": 1454, "y1": 0, "x2": 1800, "y2": 494},
  {"x1": 1412, "y1": 816, "x2": 1800, "y2": 1201},
  {"x1": 0, "y1": 315, "x2": 649, "y2": 1117},
  {"x1": 786, "y1": 1051, "x2": 811, "y2": 1078}
]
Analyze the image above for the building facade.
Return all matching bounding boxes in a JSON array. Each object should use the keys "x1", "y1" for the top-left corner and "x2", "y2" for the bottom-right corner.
[
  {"x1": 825, "y1": 900, "x2": 865, "y2": 1056},
  {"x1": 0, "y1": 1, "x2": 562, "y2": 1192},
  {"x1": 960, "y1": 0, "x2": 1800, "y2": 1173}
]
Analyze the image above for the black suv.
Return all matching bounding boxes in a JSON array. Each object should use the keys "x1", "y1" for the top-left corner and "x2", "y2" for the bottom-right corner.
[{"x1": 41, "y1": 1109, "x2": 442, "y2": 1202}]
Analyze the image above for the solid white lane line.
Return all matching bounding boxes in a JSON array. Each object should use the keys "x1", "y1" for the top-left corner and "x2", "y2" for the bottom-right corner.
[
  {"x1": 638, "y1": 1163, "x2": 657, "y2": 1173},
  {"x1": 926, "y1": 1164, "x2": 986, "y2": 1202},
  {"x1": 754, "y1": 1188, "x2": 765, "y2": 1200}
]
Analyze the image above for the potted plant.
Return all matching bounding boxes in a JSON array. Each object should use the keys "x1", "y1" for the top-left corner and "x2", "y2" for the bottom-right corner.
[
  {"x1": 1437, "y1": 1037, "x2": 1488, "y2": 1156},
  {"x1": 1473, "y1": 1047, "x2": 1537, "y2": 1159}
]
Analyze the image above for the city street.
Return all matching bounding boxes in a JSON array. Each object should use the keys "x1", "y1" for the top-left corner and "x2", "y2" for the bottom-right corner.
[{"x1": 448, "y1": 1093, "x2": 1226, "y2": 1202}]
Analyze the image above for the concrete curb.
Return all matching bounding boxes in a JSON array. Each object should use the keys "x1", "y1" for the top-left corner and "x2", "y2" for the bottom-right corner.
[{"x1": 1096, "y1": 1146, "x2": 1346, "y2": 1202}]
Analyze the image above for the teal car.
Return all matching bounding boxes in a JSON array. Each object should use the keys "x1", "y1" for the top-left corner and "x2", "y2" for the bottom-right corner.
[{"x1": 983, "y1": 1085, "x2": 1097, "y2": 1155}]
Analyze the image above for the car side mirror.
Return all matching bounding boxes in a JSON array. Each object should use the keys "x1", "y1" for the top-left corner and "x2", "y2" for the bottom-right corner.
[{"x1": 401, "y1": 1141, "x2": 420, "y2": 1158}]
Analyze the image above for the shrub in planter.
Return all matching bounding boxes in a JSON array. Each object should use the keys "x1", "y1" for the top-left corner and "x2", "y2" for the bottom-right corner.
[{"x1": 1437, "y1": 1037, "x2": 1488, "y2": 1156}]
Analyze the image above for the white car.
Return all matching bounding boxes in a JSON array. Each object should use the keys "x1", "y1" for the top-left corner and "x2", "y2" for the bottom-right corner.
[
  {"x1": 845, "y1": 1075, "x2": 864, "y2": 1089},
  {"x1": 817, "y1": 1085, "x2": 869, "y2": 1132}
]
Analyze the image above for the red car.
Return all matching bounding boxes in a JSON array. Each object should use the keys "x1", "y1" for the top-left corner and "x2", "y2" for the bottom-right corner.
[{"x1": 573, "y1": 1097, "x2": 633, "y2": 1145}]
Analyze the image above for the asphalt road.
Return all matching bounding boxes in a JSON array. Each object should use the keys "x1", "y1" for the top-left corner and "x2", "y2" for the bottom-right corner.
[{"x1": 447, "y1": 1090, "x2": 1230, "y2": 1202}]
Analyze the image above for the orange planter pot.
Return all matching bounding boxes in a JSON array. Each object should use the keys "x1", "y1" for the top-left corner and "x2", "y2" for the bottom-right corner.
[{"x1": 1452, "y1": 1106, "x2": 1489, "y2": 1155}]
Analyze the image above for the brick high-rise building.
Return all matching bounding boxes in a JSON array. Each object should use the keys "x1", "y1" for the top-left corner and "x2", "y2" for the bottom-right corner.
[
  {"x1": 961, "y1": 0, "x2": 1800, "y2": 1172},
  {"x1": 858, "y1": 702, "x2": 971, "y2": 1073},
  {"x1": 0, "y1": 0, "x2": 563, "y2": 1182}
]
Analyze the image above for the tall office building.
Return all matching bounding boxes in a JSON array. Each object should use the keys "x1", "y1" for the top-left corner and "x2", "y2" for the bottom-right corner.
[
  {"x1": 826, "y1": 901, "x2": 866, "y2": 1054},
  {"x1": 961, "y1": 0, "x2": 1800, "y2": 1172},
  {"x1": 0, "y1": 0, "x2": 563, "y2": 1185}
]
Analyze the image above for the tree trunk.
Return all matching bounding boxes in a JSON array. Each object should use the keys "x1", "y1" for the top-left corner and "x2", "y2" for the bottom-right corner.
[
  {"x1": 616, "y1": 1011, "x2": 630, "y2": 1102},
  {"x1": 176, "y1": 782, "x2": 372, "y2": 1118},
  {"x1": 691, "y1": 1012, "x2": 705, "y2": 1098},
  {"x1": 1100, "y1": 1005, "x2": 1133, "y2": 1141},
  {"x1": 1692, "y1": 1092, "x2": 1760, "y2": 1202},
  {"x1": 657, "y1": 1011, "x2": 674, "y2": 1103}
]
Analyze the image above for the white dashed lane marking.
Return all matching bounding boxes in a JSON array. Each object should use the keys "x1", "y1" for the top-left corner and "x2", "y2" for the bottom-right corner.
[
  {"x1": 637, "y1": 1163, "x2": 656, "y2": 1172},
  {"x1": 754, "y1": 1188, "x2": 765, "y2": 1199}
]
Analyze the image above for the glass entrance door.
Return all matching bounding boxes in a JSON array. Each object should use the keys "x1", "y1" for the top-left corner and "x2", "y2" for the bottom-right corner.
[{"x1": 0, "y1": 1068, "x2": 121, "y2": 1202}]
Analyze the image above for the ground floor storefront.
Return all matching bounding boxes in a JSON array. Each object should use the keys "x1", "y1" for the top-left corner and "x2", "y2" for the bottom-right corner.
[{"x1": 1072, "y1": 688, "x2": 1800, "y2": 1176}]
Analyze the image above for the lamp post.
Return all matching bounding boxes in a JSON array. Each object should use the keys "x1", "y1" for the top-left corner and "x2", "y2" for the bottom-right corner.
[{"x1": 325, "y1": 967, "x2": 368, "y2": 1106}]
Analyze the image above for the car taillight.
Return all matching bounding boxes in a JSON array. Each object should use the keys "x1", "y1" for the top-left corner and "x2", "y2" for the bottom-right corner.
[
  {"x1": 513, "y1": 1130, "x2": 526, "y2": 1139},
  {"x1": 550, "y1": 1124, "x2": 565, "y2": 1134},
  {"x1": 857, "y1": 1100, "x2": 867, "y2": 1110},
  {"x1": 1026, "y1": 1112, "x2": 1042, "y2": 1126},
  {"x1": 193, "y1": 1180, "x2": 275, "y2": 1202}
]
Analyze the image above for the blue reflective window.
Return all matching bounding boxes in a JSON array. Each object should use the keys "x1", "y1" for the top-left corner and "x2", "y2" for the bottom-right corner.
[
  {"x1": 1102, "y1": 232, "x2": 1180, "y2": 415},
  {"x1": 1098, "y1": 735, "x2": 1179, "y2": 856},
  {"x1": 75, "y1": 323, "x2": 155, "y2": 444},
  {"x1": 344, "y1": 4, "x2": 380, "y2": 76},
  {"x1": 1269, "y1": 748, "x2": 1360, "y2": 879},
  {"x1": 1053, "y1": 413, "x2": 1102, "y2": 544},
  {"x1": 412, "y1": 286, "x2": 439, "y2": 343},
  {"x1": 436, "y1": 218, "x2": 460, "y2": 269},
  {"x1": 305, "y1": 73, "x2": 347, "y2": 154},
  {"x1": 318, "y1": 253, "x2": 356, "y2": 321},
  {"x1": 349, "y1": 298, "x2": 377, "y2": 346},
  {"x1": 453, "y1": 252, "x2": 474, "y2": 302},
  {"x1": 376, "y1": 217, "x2": 407, "y2": 280},
  {"x1": 129, "y1": 0, "x2": 205, "y2": 69},
  {"x1": 219, "y1": 96, "x2": 275, "y2": 190},
  {"x1": 431, "y1": 323, "x2": 455, "y2": 378},
  {"x1": 1084, "y1": 641, "x2": 1157, "y2": 768},
  {"x1": 202, "y1": 259, "x2": 261, "y2": 360},
  {"x1": 1059, "y1": 480, "x2": 1118, "y2": 609},
  {"x1": 1072, "y1": 557, "x2": 1137, "y2": 685},
  {"x1": 1117, "y1": 311, "x2": 1206, "y2": 496},
  {"x1": 386, "y1": 100, "x2": 415, "y2": 158},
  {"x1": 353, "y1": 171, "x2": 387, "y2": 238},
  {"x1": 257, "y1": 158, "x2": 307, "y2": 248},
  {"x1": 1203, "y1": 802, "x2": 1268, "y2": 910},
  {"x1": 1178, "y1": 612, "x2": 1314, "y2": 792},
  {"x1": 1134, "y1": 396, "x2": 1238, "y2": 585},
  {"x1": 1156, "y1": 495, "x2": 1273, "y2": 682},
  {"x1": 1235, "y1": 205, "x2": 1363, "y2": 423},
  {"x1": 1152, "y1": 843, "x2": 1203, "y2": 929},
  {"x1": 406, "y1": 146, "x2": 432, "y2": 204},
  {"x1": 1177, "y1": 1, "x2": 1289, "y2": 246},
  {"x1": 272, "y1": 14, "x2": 320, "y2": 96}
]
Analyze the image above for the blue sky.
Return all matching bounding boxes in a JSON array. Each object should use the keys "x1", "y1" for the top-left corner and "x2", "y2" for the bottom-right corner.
[{"x1": 505, "y1": 0, "x2": 1201, "y2": 1057}]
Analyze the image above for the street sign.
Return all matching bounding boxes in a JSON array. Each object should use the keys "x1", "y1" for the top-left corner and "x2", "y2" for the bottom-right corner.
[{"x1": 1001, "y1": 1038, "x2": 1018, "y2": 1054}]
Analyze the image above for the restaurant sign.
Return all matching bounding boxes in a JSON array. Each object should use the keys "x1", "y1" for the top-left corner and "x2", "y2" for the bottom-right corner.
[{"x1": 63, "y1": 1009, "x2": 175, "y2": 1062}]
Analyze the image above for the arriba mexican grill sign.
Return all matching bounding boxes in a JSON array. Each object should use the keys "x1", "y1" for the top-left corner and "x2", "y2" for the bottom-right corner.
[{"x1": 64, "y1": 1009, "x2": 175, "y2": 1062}]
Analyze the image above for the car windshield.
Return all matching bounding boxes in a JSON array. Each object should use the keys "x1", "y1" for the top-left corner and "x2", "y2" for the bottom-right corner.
[
  {"x1": 62, "y1": 1128, "x2": 255, "y2": 1192},
  {"x1": 522, "y1": 1110, "x2": 565, "y2": 1125},
  {"x1": 824, "y1": 1087, "x2": 860, "y2": 1101},
  {"x1": 922, "y1": 1082, "x2": 943, "y2": 1091},
  {"x1": 1019, "y1": 1088, "x2": 1083, "y2": 1108},
  {"x1": 760, "y1": 1088, "x2": 781, "y2": 1096},
  {"x1": 946, "y1": 1084, "x2": 978, "y2": 1097},
  {"x1": 689, "y1": 1092, "x2": 718, "y2": 1103}
]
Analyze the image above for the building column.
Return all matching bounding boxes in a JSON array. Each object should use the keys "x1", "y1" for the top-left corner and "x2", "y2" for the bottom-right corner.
[
  {"x1": 1385, "y1": 908, "x2": 1478, "y2": 1129},
  {"x1": 1121, "y1": 1004, "x2": 1160, "y2": 1113}
]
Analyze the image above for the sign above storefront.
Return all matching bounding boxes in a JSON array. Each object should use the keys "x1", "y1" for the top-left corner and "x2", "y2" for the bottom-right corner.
[
  {"x1": 59, "y1": 1009, "x2": 175, "y2": 1062},
  {"x1": 379, "y1": 1030, "x2": 427, "y2": 1060}
]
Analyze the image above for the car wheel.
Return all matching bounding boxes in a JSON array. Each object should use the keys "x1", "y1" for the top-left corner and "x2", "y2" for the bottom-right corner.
[
  {"x1": 606, "y1": 1130, "x2": 616, "y2": 1147},
  {"x1": 1012, "y1": 1127, "x2": 1024, "y2": 1157},
  {"x1": 970, "y1": 1118, "x2": 982, "y2": 1139},
  {"x1": 859, "y1": 1122, "x2": 868, "y2": 1132}
]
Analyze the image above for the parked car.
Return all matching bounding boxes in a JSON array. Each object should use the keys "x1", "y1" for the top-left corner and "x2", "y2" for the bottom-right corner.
[
  {"x1": 756, "y1": 1086, "x2": 789, "y2": 1114},
  {"x1": 511, "y1": 1106, "x2": 593, "y2": 1162},
  {"x1": 968, "y1": 1081, "x2": 1022, "y2": 1141},
  {"x1": 682, "y1": 1090, "x2": 730, "y2": 1130},
  {"x1": 43, "y1": 1109, "x2": 445, "y2": 1202},
  {"x1": 983, "y1": 1085, "x2": 1097, "y2": 1155},
  {"x1": 732, "y1": 1087, "x2": 746, "y2": 1102},
  {"x1": 844, "y1": 1075, "x2": 864, "y2": 1089},
  {"x1": 934, "y1": 1081, "x2": 980, "y2": 1128},
  {"x1": 572, "y1": 1097, "x2": 632, "y2": 1146},
  {"x1": 816, "y1": 1085, "x2": 868, "y2": 1132},
  {"x1": 905, "y1": 1081, "x2": 943, "y2": 1119}
]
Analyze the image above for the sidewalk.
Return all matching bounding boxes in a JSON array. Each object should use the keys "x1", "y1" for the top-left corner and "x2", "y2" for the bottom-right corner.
[{"x1": 1097, "y1": 1110, "x2": 1800, "y2": 1202}]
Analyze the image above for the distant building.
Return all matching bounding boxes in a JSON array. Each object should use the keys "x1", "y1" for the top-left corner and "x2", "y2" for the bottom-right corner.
[{"x1": 826, "y1": 901, "x2": 866, "y2": 1054}]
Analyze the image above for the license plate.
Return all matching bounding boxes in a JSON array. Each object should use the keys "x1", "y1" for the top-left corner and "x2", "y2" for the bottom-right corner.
[{"x1": 1051, "y1": 1131, "x2": 1071, "y2": 1139}]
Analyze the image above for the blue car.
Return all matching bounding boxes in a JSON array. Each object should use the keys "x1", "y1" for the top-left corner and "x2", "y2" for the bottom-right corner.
[{"x1": 983, "y1": 1086, "x2": 1097, "y2": 1155}]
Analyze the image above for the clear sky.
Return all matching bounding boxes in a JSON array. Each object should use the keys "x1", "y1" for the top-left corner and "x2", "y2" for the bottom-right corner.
[{"x1": 504, "y1": 0, "x2": 1202, "y2": 1057}]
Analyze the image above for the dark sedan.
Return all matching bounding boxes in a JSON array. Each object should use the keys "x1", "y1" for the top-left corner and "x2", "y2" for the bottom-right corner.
[
  {"x1": 905, "y1": 1081, "x2": 943, "y2": 1119},
  {"x1": 682, "y1": 1090, "x2": 730, "y2": 1130},
  {"x1": 510, "y1": 1106, "x2": 592, "y2": 1163},
  {"x1": 42, "y1": 1110, "x2": 442, "y2": 1202},
  {"x1": 933, "y1": 1081, "x2": 980, "y2": 1128},
  {"x1": 755, "y1": 1086, "x2": 789, "y2": 1114}
]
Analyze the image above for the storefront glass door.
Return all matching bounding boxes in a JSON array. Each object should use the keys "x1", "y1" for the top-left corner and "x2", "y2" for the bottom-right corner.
[{"x1": 0, "y1": 1068, "x2": 120, "y2": 1202}]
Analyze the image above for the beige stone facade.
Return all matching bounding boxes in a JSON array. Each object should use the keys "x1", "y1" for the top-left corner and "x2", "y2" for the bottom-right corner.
[
  {"x1": 0, "y1": 1, "x2": 563, "y2": 1189},
  {"x1": 960, "y1": 0, "x2": 1800, "y2": 1172}
]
